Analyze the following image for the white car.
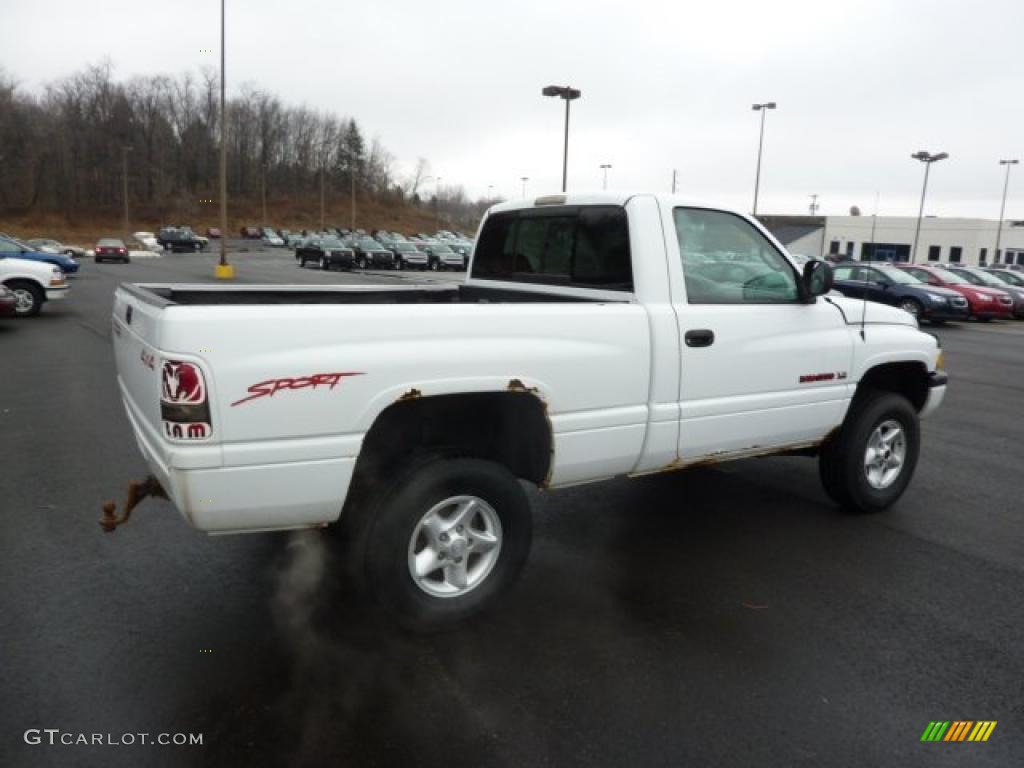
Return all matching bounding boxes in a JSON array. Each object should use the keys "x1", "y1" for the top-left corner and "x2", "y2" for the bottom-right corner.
[
  {"x1": 0, "y1": 242, "x2": 70, "y2": 316},
  {"x1": 110, "y1": 192, "x2": 945, "y2": 628},
  {"x1": 132, "y1": 232, "x2": 163, "y2": 252}
]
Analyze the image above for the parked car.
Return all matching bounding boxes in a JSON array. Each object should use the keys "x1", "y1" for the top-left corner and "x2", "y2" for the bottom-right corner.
[
  {"x1": 897, "y1": 264, "x2": 1014, "y2": 321},
  {"x1": 0, "y1": 238, "x2": 70, "y2": 316},
  {"x1": 26, "y1": 239, "x2": 87, "y2": 259},
  {"x1": 446, "y1": 241, "x2": 473, "y2": 269},
  {"x1": 383, "y1": 240, "x2": 427, "y2": 269},
  {"x1": 132, "y1": 231, "x2": 162, "y2": 252},
  {"x1": 240, "y1": 226, "x2": 262, "y2": 239},
  {"x1": 0, "y1": 236, "x2": 80, "y2": 274},
  {"x1": 0, "y1": 284, "x2": 18, "y2": 317},
  {"x1": 831, "y1": 262, "x2": 969, "y2": 323},
  {"x1": 94, "y1": 238, "x2": 130, "y2": 264},
  {"x1": 261, "y1": 228, "x2": 286, "y2": 247},
  {"x1": 423, "y1": 242, "x2": 465, "y2": 271},
  {"x1": 295, "y1": 236, "x2": 355, "y2": 270},
  {"x1": 946, "y1": 265, "x2": 1024, "y2": 318},
  {"x1": 983, "y1": 267, "x2": 1024, "y2": 290},
  {"x1": 157, "y1": 227, "x2": 206, "y2": 253},
  {"x1": 349, "y1": 237, "x2": 397, "y2": 269},
  {"x1": 206, "y1": 228, "x2": 222, "y2": 239},
  {"x1": 109, "y1": 192, "x2": 946, "y2": 628}
]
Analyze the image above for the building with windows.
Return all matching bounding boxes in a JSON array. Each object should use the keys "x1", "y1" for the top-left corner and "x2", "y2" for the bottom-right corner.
[{"x1": 758, "y1": 215, "x2": 1024, "y2": 267}]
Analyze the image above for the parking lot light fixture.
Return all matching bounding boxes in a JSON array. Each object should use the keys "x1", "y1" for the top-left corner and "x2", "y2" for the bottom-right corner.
[
  {"x1": 215, "y1": 0, "x2": 233, "y2": 279},
  {"x1": 909, "y1": 150, "x2": 949, "y2": 264},
  {"x1": 751, "y1": 102, "x2": 776, "y2": 216},
  {"x1": 600, "y1": 163, "x2": 612, "y2": 190},
  {"x1": 520, "y1": 176, "x2": 529, "y2": 198},
  {"x1": 995, "y1": 159, "x2": 1019, "y2": 263},
  {"x1": 542, "y1": 85, "x2": 582, "y2": 192}
]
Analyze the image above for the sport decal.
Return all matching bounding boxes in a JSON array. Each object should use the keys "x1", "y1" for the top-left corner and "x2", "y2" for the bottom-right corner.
[{"x1": 231, "y1": 372, "x2": 364, "y2": 407}]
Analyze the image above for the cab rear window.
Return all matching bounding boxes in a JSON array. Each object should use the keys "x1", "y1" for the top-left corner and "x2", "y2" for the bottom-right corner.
[{"x1": 472, "y1": 206, "x2": 632, "y2": 290}]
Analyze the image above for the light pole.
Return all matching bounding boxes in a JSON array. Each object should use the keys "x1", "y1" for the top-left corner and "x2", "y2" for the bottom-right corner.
[
  {"x1": 435, "y1": 176, "x2": 442, "y2": 230},
  {"x1": 350, "y1": 158, "x2": 356, "y2": 232},
  {"x1": 994, "y1": 159, "x2": 1018, "y2": 263},
  {"x1": 216, "y1": 0, "x2": 233, "y2": 278},
  {"x1": 121, "y1": 146, "x2": 133, "y2": 240},
  {"x1": 808, "y1": 194, "x2": 819, "y2": 216},
  {"x1": 751, "y1": 102, "x2": 776, "y2": 216},
  {"x1": 909, "y1": 150, "x2": 949, "y2": 264},
  {"x1": 520, "y1": 176, "x2": 529, "y2": 198},
  {"x1": 542, "y1": 85, "x2": 582, "y2": 192},
  {"x1": 487, "y1": 184, "x2": 494, "y2": 199},
  {"x1": 600, "y1": 163, "x2": 612, "y2": 190}
]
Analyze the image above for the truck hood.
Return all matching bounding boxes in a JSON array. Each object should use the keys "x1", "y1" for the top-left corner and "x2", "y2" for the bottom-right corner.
[
  {"x1": 0, "y1": 256, "x2": 63, "y2": 279},
  {"x1": 825, "y1": 295, "x2": 918, "y2": 327}
]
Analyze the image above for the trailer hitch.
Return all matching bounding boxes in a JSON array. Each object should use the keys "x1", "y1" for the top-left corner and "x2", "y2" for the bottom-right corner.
[{"x1": 100, "y1": 475, "x2": 168, "y2": 532}]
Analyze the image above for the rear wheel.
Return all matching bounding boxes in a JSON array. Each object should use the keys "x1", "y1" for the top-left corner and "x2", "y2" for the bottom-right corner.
[
  {"x1": 8, "y1": 281, "x2": 44, "y2": 317},
  {"x1": 320, "y1": 256, "x2": 328, "y2": 271},
  {"x1": 351, "y1": 457, "x2": 532, "y2": 630},
  {"x1": 819, "y1": 390, "x2": 920, "y2": 513},
  {"x1": 394, "y1": 257, "x2": 403, "y2": 271},
  {"x1": 356, "y1": 256, "x2": 367, "y2": 269},
  {"x1": 429, "y1": 259, "x2": 439, "y2": 271}
]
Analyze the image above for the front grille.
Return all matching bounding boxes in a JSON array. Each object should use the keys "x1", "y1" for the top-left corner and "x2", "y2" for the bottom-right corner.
[{"x1": 999, "y1": 296, "x2": 1013, "y2": 305}]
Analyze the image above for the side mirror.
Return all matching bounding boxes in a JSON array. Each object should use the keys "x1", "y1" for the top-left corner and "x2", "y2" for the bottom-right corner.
[{"x1": 802, "y1": 260, "x2": 833, "y2": 302}]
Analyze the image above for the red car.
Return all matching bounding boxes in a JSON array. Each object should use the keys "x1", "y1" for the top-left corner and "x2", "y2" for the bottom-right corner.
[
  {"x1": 0, "y1": 284, "x2": 17, "y2": 316},
  {"x1": 897, "y1": 264, "x2": 1014, "y2": 321},
  {"x1": 206, "y1": 227, "x2": 222, "y2": 239},
  {"x1": 240, "y1": 226, "x2": 261, "y2": 239}
]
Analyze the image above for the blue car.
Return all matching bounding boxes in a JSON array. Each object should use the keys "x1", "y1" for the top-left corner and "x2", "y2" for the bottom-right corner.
[{"x1": 0, "y1": 236, "x2": 80, "y2": 274}]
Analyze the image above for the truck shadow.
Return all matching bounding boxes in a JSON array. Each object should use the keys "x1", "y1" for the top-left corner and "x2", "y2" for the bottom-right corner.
[{"x1": 196, "y1": 457, "x2": 895, "y2": 768}]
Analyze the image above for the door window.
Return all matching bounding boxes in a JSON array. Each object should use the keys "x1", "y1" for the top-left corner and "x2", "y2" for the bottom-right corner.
[{"x1": 674, "y1": 208, "x2": 799, "y2": 304}]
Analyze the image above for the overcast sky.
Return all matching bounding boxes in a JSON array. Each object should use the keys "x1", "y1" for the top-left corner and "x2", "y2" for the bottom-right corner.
[{"x1": 5, "y1": 0, "x2": 1023, "y2": 218}]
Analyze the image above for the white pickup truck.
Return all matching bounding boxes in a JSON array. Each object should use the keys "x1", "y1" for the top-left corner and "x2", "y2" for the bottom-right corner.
[{"x1": 109, "y1": 193, "x2": 946, "y2": 627}]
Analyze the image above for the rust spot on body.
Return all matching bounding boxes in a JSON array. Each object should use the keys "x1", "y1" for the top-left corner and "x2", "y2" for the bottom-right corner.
[{"x1": 507, "y1": 378, "x2": 539, "y2": 395}]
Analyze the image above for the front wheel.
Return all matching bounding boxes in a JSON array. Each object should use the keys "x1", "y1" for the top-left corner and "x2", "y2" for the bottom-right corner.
[
  {"x1": 898, "y1": 298, "x2": 922, "y2": 318},
  {"x1": 355, "y1": 457, "x2": 532, "y2": 630},
  {"x1": 320, "y1": 256, "x2": 329, "y2": 271},
  {"x1": 394, "y1": 257, "x2": 402, "y2": 271},
  {"x1": 8, "y1": 280, "x2": 44, "y2": 317},
  {"x1": 356, "y1": 256, "x2": 367, "y2": 270},
  {"x1": 819, "y1": 390, "x2": 920, "y2": 513}
]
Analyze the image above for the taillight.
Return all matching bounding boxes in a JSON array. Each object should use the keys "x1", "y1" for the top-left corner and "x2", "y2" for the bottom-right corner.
[
  {"x1": 160, "y1": 360, "x2": 212, "y2": 440},
  {"x1": 119, "y1": 248, "x2": 126, "y2": 254}
]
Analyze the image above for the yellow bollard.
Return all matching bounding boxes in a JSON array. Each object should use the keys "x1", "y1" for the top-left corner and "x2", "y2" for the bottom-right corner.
[{"x1": 214, "y1": 264, "x2": 235, "y2": 279}]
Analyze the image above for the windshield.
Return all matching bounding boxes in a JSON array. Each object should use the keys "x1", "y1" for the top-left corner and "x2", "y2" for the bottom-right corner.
[
  {"x1": 320, "y1": 238, "x2": 344, "y2": 248},
  {"x1": 432, "y1": 245, "x2": 454, "y2": 253},
  {"x1": 875, "y1": 265, "x2": 920, "y2": 284},
  {"x1": 928, "y1": 267, "x2": 967, "y2": 284},
  {"x1": 394, "y1": 242, "x2": 416, "y2": 252},
  {"x1": 954, "y1": 268, "x2": 1007, "y2": 287},
  {"x1": 988, "y1": 270, "x2": 1024, "y2": 286}
]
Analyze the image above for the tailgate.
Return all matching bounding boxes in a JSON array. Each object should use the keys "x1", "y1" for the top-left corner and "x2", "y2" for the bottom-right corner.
[{"x1": 112, "y1": 286, "x2": 220, "y2": 478}]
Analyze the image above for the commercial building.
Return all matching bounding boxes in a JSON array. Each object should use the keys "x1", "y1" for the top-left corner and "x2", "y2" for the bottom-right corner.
[{"x1": 759, "y1": 215, "x2": 1024, "y2": 267}]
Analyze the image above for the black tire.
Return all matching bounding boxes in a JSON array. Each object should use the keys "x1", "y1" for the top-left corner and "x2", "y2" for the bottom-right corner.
[
  {"x1": 977, "y1": 316, "x2": 992, "y2": 323},
  {"x1": 320, "y1": 256, "x2": 329, "y2": 271},
  {"x1": 819, "y1": 390, "x2": 920, "y2": 514},
  {"x1": 429, "y1": 259, "x2": 439, "y2": 271},
  {"x1": 356, "y1": 256, "x2": 367, "y2": 269},
  {"x1": 897, "y1": 298, "x2": 923, "y2": 319},
  {"x1": 353, "y1": 457, "x2": 532, "y2": 630},
  {"x1": 8, "y1": 280, "x2": 44, "y2": 317},
  {"x1": 394, "y1": 257, "x2": 402, "y2": 271}
]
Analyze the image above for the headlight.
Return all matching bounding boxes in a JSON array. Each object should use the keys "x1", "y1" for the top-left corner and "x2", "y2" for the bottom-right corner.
[
  {"x1": 936, "y1": 350, "x2": 946, "y2": 371},
  {"x1": 976, "y1": 294, "x2": 991, "y2": 302}
]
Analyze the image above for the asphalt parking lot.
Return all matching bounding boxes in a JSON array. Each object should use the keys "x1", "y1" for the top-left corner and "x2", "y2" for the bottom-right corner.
[{"x1": 1, "y1": 246, "x2": 1022, "y2": 768}]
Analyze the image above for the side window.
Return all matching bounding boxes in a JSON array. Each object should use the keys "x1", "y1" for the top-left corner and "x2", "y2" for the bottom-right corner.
[
  {"x1": 904, "y1": 267, "x2": 930, "y2": 282},
  {"x1": 0, "y1": 239, "x2": 22, "y2": 254},
  {"x1": 834, "y1": 265, "x2": 856, "y2": 281},
  {"x1": 674, "y1": 208, "x2": 799, "y2": 304},
  {"x1": 473, "y1": 207, "x2": 633, "y2": 290}
]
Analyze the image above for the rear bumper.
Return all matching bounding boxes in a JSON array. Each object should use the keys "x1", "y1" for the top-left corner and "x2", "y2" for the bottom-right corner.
[
  {"x1": 920, "y1": 371, "x2": 947, "y2": 419},
  {"x1": 120, "y1": 383, "x2": 356, "y2": 534}
]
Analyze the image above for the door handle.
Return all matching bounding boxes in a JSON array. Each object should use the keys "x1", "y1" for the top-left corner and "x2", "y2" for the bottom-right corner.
[{"x1": 684, "y1": 329, "x2": 715, "y2": 348}]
